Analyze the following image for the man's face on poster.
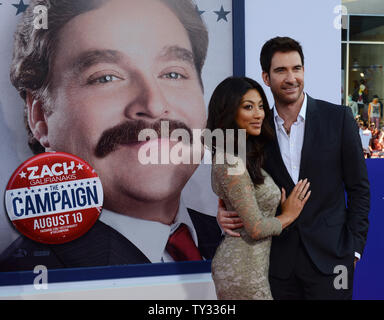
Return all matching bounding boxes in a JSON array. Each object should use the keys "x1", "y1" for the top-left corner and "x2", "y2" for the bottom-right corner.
[{"x1": 34, "y1": 0, "x2": 206, "y2": 213}]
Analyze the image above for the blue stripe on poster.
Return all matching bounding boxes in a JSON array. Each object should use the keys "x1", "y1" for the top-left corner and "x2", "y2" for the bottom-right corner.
[{"x1": 0, "y1": 261, "x2": 211, "y2": 287}]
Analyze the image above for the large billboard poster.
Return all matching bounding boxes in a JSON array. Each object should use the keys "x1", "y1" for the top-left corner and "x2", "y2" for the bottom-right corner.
[{"x1": 0, "y1": 0, "x2": 233, "y2": 281}]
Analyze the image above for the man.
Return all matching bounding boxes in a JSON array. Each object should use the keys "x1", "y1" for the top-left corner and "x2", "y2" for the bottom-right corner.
[
  {"x1": 218, "y1": 37, "x2": 370, "y2": 299},
  {"x1": 357, "y1": 120, "x2": 371, "y2": 158},
  {"x1": 0, "y1": 0, "x2": 221, "y2": 271}
]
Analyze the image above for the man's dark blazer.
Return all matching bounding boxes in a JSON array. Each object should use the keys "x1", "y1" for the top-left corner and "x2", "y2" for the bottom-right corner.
[
  {"x1": 265, "y1": 95, "x2": 370, "y2": 279},
  {"x1": 0, "y1": 208, "x2": 222, "y2": 272}
]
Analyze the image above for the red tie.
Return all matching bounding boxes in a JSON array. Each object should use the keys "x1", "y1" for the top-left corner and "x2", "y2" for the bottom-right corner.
[{"x1": 166, "y1": 223, "x2": 202, "y2": 261}]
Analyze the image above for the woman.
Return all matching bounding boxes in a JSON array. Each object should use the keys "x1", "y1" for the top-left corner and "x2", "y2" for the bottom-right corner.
[
  {"x1": 368, "y1": 96, "x2": 381, "y2": 130},
  {"x1": 206, "y1": 77, "x2": 311, "y2": 300}
]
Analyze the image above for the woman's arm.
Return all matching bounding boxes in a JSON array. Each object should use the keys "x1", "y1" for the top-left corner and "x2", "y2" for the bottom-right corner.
[{"x1": 214, "y1": 158, "x2": 310, "y2": 239}]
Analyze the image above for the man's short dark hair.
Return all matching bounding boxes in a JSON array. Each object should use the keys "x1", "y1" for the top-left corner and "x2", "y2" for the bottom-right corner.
[
  {"x1": 10, "y1": 0, "x2": 208, "y2": 154},
  {"x1": 260, "y1": 36, "x2": 304, "y2": 74}
]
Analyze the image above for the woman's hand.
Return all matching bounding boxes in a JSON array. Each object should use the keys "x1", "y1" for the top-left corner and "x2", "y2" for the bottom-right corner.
[
  {"x1": 217, "y1": 199, "x2": 243, "y2": 237},
  {"x1": 217, "y1": 179, "x2": 311, "y2": 234},
  {"x1": 277, "y1": 179, "x2": 311, "y2": 229}
]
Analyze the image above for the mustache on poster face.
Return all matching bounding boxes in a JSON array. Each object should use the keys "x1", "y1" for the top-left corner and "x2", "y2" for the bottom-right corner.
[{"x1": 94, "y1": 119, "x2": 193, "y2": 158}]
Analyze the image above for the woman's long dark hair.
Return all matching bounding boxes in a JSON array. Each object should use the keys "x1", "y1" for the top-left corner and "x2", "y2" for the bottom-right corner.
[{"x1": 206, "y1": 77, "x2": 274, "y2": 185}]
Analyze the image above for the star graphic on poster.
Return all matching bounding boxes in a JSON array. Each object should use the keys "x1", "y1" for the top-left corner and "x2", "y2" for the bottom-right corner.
[
  {"x1": 195, "y1": 5, "x2": 205, "y2": 16},
  {"x1": 76, "y1": 163, "x2": 84, "y2": 170},
  {"x1": 19, "y1": 171, "x2": 26, "y2": 179},
  {"x1": 214, "y1": 5, "x2": 230, "y2": 22},
  {"x1": 12, "y1": 0, "x2": 29, "y2": 16}
]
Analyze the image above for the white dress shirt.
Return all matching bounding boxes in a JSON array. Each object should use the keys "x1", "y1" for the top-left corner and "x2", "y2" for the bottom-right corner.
[
  {"x1": 273, "y1": 94, "x2": 307, "y2": 184},
  {"x1": 99, "y1": 197, "x2": 199, "y2": 263}
]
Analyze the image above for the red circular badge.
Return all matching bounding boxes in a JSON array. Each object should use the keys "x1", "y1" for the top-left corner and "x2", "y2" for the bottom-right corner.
[{"x1": 5, "y1": 152, "x2": 103, "y2": 244}]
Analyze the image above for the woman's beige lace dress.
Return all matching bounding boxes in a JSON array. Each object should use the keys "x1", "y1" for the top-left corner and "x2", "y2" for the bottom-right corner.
[{"x1": 211, "y1": 152, "x2": 282, "y2": 300}]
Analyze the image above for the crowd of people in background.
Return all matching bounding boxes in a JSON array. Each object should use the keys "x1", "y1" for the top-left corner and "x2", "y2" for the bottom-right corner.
[
  {"x1": 347, "y1": 79, "x2": 383, "y2": 158},
  {"x1": 356, "y1": 116, "x2": 384, "y2": 158}
]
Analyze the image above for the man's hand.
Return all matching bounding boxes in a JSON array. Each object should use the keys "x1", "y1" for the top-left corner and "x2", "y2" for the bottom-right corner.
[
  {"x1": 217, "y1": 199, "x2": 243, "y2": 237},
  {"x1": 354, "y1": 257, "x2": 358, "y2": 269}
]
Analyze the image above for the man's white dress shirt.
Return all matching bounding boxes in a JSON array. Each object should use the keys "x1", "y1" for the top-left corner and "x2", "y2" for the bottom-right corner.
[
  {"x1": 273, "y1": 94, "x2": 307, "y2": 185},
  {"x1": 99, "y1": 198, "x2": 199, "y2": 263}
]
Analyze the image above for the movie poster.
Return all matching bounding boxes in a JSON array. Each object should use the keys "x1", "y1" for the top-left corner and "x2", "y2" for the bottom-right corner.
[{"x1": 0, "y1": 0, "x2": 233, "y2": 275}]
